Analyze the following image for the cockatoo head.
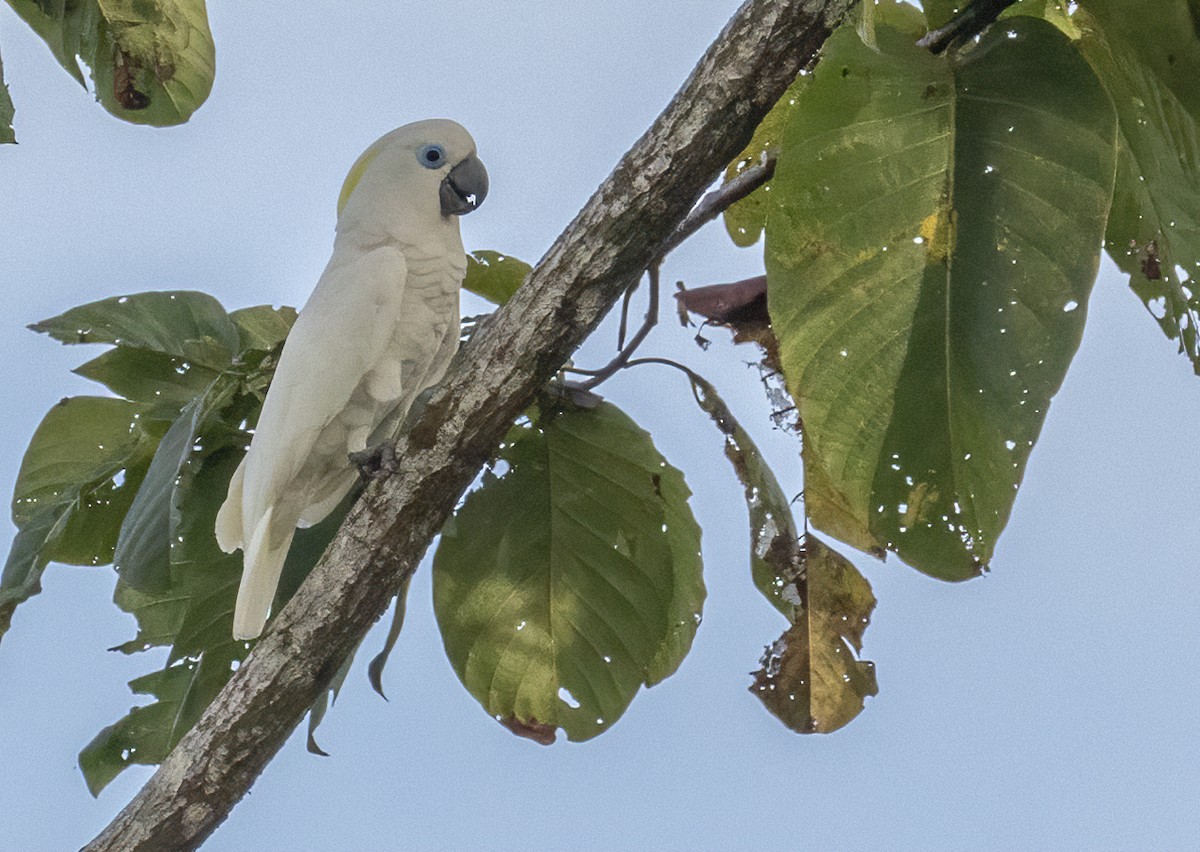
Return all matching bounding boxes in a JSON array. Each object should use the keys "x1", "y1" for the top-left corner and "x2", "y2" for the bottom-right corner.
[{"x1": 336, "y1": 119, "x2": 488, "y2": 233}]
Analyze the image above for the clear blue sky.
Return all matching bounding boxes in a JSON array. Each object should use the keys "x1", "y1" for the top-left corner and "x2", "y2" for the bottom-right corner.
[{"x1": 1, "y1": 2, "x2": 1197, "y2": 849}]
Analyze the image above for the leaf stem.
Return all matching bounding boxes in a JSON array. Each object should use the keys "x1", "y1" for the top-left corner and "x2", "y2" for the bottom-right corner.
[{"x1": 916, "y1": 0, "x2": 1019, "y2": 54}]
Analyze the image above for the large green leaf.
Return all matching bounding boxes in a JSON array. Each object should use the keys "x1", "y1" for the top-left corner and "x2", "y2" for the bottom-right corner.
[
  {"x1": 0, "y1": 46, "x2": 14, "y2": 144},
  {"x1": 30, "y1": 290, "x2": 239, "y2": 369},
  {"x1": 433, "y1": 399, "x2": 704, "y2": 743},
  {"x1": 1070, "y1": 0, "x2": 1200, "y2": 372},
  {"x1": 751, "y1": 535, "x2": 877, "y2": 734},
  {"x1": 1, "y1": 397, "x2": 158, "y2": 638},
  {"x1": 766, "y1": 14, "x2": 1117, "y2": 578},
  {"x1": 5, "y1": 0, "x2": 215, "y2": 126}
]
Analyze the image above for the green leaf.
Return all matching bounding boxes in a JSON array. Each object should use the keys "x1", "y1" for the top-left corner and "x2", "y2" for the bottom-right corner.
[
  {"x1": 1071, "y1": 0, "x2": 1200, "y2": 371},
  {"x1": 5, "y1": 0, "x2": 215, "y2": 127},
  {"x1": 684, "y1": 373, "x2": 799, "y2": 617},
  {"x1": 766, "y1": 15, "x2": 1116, "y2": 578},
  {"x1": 722, "y1": 73, "x2": 809, "y2": 248},
  {"x1": 113, "y1": 377, "x2": 238, "y2": 593},
  {"x1": 93, "y1": 446, "x2": 356, "y2": 791},
  {"x1": 463, "y1": 251, "x2": 531, "y2": 305},
  {"x1": 367, "y1": 574, "x2": 412, "y2": 699},
  {"x1": 74, "y1": 346, "x2": 220, "y2": 413},
  {"x1": 751, "y1": 535, "x2": 877, "y2": 734},
  {"x1": 0, "y1": 47, "x2": 15, "y2": 144},
  {"x1": 307, "y1": 645, "x2": 356, "y2": 757},
  {"x1": 79, "y1": 646, "x2": 243, "y2": 796},
  {"x1": 2, "y1": 397, "x2": 159, "y2": 638},
  {"x1": 433, "y1": 400, "x2": 703, "y2": 742},
  {"x1": 229, "y1": 304, "x2": 298, "y2": 353},
  {"x1": 30, "y1": 291, "x2": 239, "y2": 369}
]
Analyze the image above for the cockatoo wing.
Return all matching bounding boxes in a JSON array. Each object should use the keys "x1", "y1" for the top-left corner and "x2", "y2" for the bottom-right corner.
[{"x1": 217, "y1": 244, "x2": 408, "y2": 638}]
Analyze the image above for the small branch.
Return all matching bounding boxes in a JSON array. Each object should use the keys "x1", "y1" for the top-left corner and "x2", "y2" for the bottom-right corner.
[
  {"x1": 916, "y1": 0, "x2": 1020, "y2": 54},
  {"x1": 659, "y1": 153, "x2": 776, "y2": 258},
  {"x1": 617, "y1": 279, "x2": 638, "y2": 349},
  {"x1": 576, "y1": 265, "x2": 660, "y2": 390}
]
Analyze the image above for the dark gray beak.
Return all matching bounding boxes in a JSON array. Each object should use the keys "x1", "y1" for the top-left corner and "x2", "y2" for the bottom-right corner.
[{"x1": 440, "y1": 153, "x2": 488, "y2": 216}]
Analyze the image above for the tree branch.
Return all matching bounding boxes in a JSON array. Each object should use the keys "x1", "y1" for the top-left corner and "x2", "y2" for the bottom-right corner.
[{"x1": 83, "y1": 1, "x2": 855, "y2": 849}]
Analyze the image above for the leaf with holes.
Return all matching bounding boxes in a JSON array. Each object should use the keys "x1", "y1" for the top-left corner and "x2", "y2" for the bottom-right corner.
[
  {"x1": 1, "y1": 397, "x2": 160, "y2": 639},
  {"x1": 751, "y1": 535, "x2": 877, "y2": 734},
  {"x1": 685, "y1": 373, "x2": 799, "y2": 616},
  {"x1": 1071, "y1": 0, "x2": 1200, "y2": 372},
  {"x1": 30, "y1": 290, "x2": 239, "y2": 369},
  {"x1": 6, "y1": 0, "x2": 214, "y2": 126},
  {"x1": 722, "y1": 74, "x2": 808, "y2": 247},
  {"x1": 433, "y1": 399, "x2": 703, "y2": 742},
  {"x1": 767, "y1": 13, "x2": 1116, "y2": 579}
]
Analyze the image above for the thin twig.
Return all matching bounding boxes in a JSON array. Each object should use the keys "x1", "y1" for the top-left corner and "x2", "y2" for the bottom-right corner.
[
  {"x1": 617, "y1": 279, "x2": 639, "y2": 349},
  {"x1": 660, "y1": 153, "x2": 776, "y2": 258},
  {"x1": 576, "y1": 264, "x2": 660, "y2": 390},
  {"x1": 579, "y1": 153, "x2": 778, "y2": 388},
  {"x1": 916, "y1": 0, "x2": 1019, "y2": 54}
]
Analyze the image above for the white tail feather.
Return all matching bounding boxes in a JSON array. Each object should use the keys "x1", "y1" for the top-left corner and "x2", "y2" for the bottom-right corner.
[
  {"x1": 233, "y1": 506, "x2": 294, "y2": 640},
  {"x1": 215, "y1": 459, "x2": 247, "y2": 553}
]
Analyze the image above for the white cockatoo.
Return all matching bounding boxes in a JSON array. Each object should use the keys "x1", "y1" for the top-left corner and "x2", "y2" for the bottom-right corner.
[{"x1": 216, "y1": 119, "x2": 488, "y2": 640}]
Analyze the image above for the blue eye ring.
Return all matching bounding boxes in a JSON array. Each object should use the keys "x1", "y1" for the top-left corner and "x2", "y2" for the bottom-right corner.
[{"x1": 418, "y1": 144, "x2": 446, "y2": 169}]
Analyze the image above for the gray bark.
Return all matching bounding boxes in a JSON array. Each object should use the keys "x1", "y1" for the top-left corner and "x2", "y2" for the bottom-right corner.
[{"x1": 84, "y1": 1, "x2": 856, "y2": 848}]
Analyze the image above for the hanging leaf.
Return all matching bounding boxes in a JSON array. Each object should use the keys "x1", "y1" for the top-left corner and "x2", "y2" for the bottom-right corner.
[
  {"x1": 367, "y1": 574, "x2": 413, "y2": 699},
  {"x1": 1070, "y1": 0, "x2": 1200, "y2": 372},
  {"x1": 463, "y1": 251, "x2": 532, "y2": 305},
  {"x1": 1, "y1": 397, "x2": 160, "y2": 639},
  {"x1": 112, "y1": 378, "x2": 239, "y2": 593},
  {"x1": 433, "y1": 399, "x2": 704, "y2": 743},
  {"x1": 751, "y1": 536, "x2": 877, "y2": 734},
  {"x1": 766, "y1": 13, "x2": 1117, "y2": 579},
  {"x1": 5, "y1": 0, "x2": 215, "y2": 126},
  {"x1": 683, "y1": 372, "x2": 799, "y2": 616}
]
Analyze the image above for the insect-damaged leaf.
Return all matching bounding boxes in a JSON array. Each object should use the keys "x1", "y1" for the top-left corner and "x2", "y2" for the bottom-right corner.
[
  {"x1": 766, "y1": 13, "x2": 1116, "y2": 579},
  {"x1": 6, "y1": 0, "x2": 215, "y2": 126},
  {"x1": 682, "y1": 373, "x2": 798, "y2": 616},
  {"x1": 722, "y1": 75, "x2": 807, "y2": 248},
  {"x1": 30, "y1": 290, "x2": 240, "y2": 370},
  {"x1": 1068, "y1": 0, "x2": 1200, "y2": 372},
  {"x1": 751, "y1": 535, "x2": 877, "y2": 734},
  {"x1": 433, "y1": 399, "x2": 704, "y2": 743},
  {"x1": 1, "y1": 397, "x2": 160, "y2": 640}
]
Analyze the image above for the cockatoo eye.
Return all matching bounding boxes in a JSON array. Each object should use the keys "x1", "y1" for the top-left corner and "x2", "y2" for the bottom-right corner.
[{"x1": 418, "y1": 144, "x2": 446, "y2": 169}]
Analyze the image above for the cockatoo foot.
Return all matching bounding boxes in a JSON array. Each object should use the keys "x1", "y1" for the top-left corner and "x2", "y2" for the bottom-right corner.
[{"x1": 351, "y1": 441, "x2": 398, "y2": 479}]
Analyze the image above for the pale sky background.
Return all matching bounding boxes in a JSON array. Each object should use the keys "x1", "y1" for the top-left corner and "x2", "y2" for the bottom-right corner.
[{"x1": 1, "y1": 2, "x2": 1198, "y2": 850}]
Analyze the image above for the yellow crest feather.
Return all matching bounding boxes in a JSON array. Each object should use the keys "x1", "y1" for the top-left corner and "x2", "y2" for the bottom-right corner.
[{"x1": 337, "y1": 143, "x2": 383, "y2": 218}]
